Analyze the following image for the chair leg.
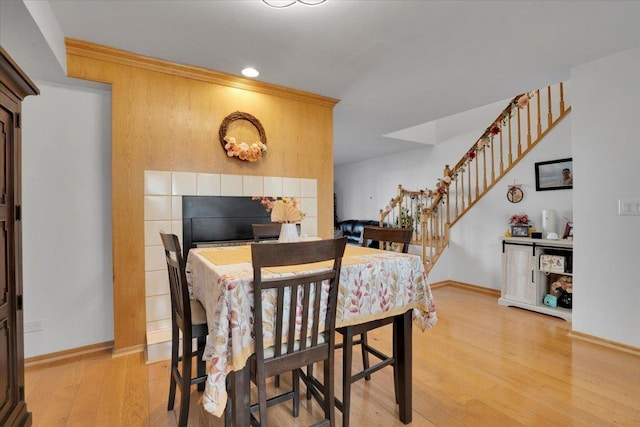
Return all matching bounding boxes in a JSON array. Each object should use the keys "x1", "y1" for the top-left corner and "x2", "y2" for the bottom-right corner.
[
  {"x1": 392, "y1": 323, "x2": 399, "y2": 404},
  {"x1": 360, "y1": 332, "x2": 371, "y2": 381},
  {"x1": 257, "y1": 374, "x2": 269, "y2": 427},
  {"x1": 342, "y1": 328, "x2": 354, "y2": 427},
  {"x1": 197, "y1": 335, "x2": 206, "y2": 392},
  {"x1": 292, "y1": 369, "x2": 300, "y2": 418},
  {"x1": 168, "y1": 328, "x2": 179, "y2": 411},
  {"x1": 306, "y1": 363, "x2": 314, "y2": 400},
  {"x1": 324, "y1": 356, "x2": 336, "y2": 426},
  {"x1": 224, "y1": 375, "x2": 232, "y2": 427},
  {"x1": 178, "y1": 336, "x2": 193, "y2": 427}
]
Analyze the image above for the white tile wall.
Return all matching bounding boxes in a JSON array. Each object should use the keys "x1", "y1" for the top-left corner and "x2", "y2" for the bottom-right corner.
[
  {"x1": 144, "y1": 170, "x2": 171, "y2": 195},
  {"x1": 197, "y1": 173, "x2": 221, "y2": 196},
  {"x1": 144, "y1": 196, "x2": 172, "y2": 221},
  {"x1": 220, "y1": 174, "x2": 243, "y2": 196},
  {"x1": 242, "y1": 175, "x2": 264, "y2": 196},
  {"x1": 145, "y1": 270, "x2": 168, "y2": 296},
  {"x1": 172, "y1": 172, "x2": 197, "y2": 195},
  {"x1": 283, "y1": 177, "x2": 301, "y2": 197},
  {"x1": 301, "y1": 178, "x2": 317, "y2": 198},
  {"x1": 300, "y1": 197, "x2": 318, "y2": 218},
  {"x1": 144, "y1": 170, "x2": 319, "y2": 361},
  {"x1": 263, "y1": 176, "x2": 283, "y2": 196}
]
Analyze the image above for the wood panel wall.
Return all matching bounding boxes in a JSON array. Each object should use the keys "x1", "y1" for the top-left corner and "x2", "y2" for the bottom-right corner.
[{"x1": 65, "y1": 39, "x2": 338, "y2": 352}]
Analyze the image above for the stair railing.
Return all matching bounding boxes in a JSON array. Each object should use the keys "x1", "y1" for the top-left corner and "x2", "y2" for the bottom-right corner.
[{"x1": 380, "y1": 82, "x2": 571, "y2": 273}]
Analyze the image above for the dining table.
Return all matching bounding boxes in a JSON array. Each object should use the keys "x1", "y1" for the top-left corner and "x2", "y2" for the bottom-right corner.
[{"x1": 186, "y1": 241, "x2": 438, "y2": 426}]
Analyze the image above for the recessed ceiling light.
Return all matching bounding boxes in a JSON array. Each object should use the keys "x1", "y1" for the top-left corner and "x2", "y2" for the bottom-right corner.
[{"x1": 241, "y1": 67, "x2": 260, "y2": 78}]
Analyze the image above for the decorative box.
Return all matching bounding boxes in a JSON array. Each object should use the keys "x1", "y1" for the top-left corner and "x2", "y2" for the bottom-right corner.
[
  {"x1": 510, "y1": 225, "x2": 530, "y2": 237},
  {"x1": 540, "y1": 254, "x2": 566, "y2": 273},
  {"x1": 543, "y1": 294, "x2": 558, "y2": 308}
]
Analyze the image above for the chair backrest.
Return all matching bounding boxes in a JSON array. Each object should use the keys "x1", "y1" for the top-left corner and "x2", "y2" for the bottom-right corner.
[
  {"x1": 160, "y1": 232, "x2": 194, "y2": 336},
  {"x1": 252, "y1": 223, "x2": 282, "y2": 242},
  {"x1": 361, "y1": 225, "x2": 413, "y2": 253},
  {"x1": 251, "y1": 237, "x2": 347, "y2": 376}
]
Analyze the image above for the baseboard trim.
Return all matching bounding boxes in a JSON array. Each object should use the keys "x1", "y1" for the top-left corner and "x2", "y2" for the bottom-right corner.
[
  {"x1": 568, "y1": 331, "x2": 640, "y2": 357},
  {"x1": 25, "y1": 341, "x2": 114, "y2": 368},
  {"x1": 431, "y1": 280, "x2": 501, "y2": 296},
  {"x1": 112, "y1": 344, "x2": 146, "y2": 358}
]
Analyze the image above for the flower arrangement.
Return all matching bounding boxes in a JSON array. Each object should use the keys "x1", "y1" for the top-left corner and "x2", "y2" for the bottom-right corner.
[
  {"x1": 223, "y1": 135, "x2": 267, "y2": 162},
  {"x1": 510, "y1": 213, "x2": 530, "y2": 225},
  {"x1": 253, "y1": 196, "x2": 305, "y2": 223}
]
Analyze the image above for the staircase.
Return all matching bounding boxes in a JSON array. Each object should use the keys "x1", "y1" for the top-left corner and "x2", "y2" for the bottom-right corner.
[{"x1": 380, "y1": 82, "x2": 571, "y2": 274}]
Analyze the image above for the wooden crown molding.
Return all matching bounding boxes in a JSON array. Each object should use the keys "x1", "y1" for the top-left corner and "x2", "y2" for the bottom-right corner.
[
  {"x1": 65, "y1": 38, "x2": 339, "y2": 108},
  {"x1": 0, "y1": 46, "x2": 40, "y2": 99}
]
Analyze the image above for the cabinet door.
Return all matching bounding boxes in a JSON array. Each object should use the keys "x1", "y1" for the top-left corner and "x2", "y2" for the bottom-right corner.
[
  {"x1": 0, "y1": 46, "x2": 37, "y2": 427},
  {"x1": 502, "y1": 244, "x2": 536, "y2": 304}
]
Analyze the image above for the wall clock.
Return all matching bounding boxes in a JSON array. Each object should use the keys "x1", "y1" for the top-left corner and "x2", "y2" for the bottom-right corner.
[{"x1": 507, "y1": 186, "x2": 523, "y2": 203}]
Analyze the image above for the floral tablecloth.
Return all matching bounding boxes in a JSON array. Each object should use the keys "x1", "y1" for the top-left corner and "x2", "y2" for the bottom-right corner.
[{"x1": 186, "y1": 244, "x2": 438, "y2": 417}]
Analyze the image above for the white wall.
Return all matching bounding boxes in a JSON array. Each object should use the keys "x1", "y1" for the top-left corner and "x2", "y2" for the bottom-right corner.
[
  {"x1": 337, "y1": 49, "x2": 640, "y2": 349},
  {"x1": 21, "y1": 80, "x2": 113, "y2": 357},
  {"x1": 336, "y1": 102, "x2": 573, "y2": 289},
  {"x1": 571, "y1": 47, "x2": 640, "y2": 348}
]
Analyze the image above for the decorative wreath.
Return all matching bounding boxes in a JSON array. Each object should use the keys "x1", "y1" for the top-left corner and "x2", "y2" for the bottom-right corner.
[{"x1": 218, "y1": 111, "x2": 267, "y2": 162}]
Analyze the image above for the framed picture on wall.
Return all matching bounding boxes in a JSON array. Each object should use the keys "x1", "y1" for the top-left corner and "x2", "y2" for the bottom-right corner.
[{"x1": 535, "y1": 158, "x2": 573, "y2": 191}]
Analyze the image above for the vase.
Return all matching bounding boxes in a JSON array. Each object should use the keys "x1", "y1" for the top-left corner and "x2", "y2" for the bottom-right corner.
[{"x1": 278, "y1": 223, "x2": 299, "y2": 243}]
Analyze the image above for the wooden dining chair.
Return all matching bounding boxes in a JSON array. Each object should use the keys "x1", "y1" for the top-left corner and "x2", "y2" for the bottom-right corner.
[
  {"x1": 250, "y1": 237, "x2": 347, "y2": 427},
  {"x1": 252, "y1": 223, "x2": 282, "y2": 242},
  {"x1": 336, "y1": 226, "x2": 412, "y2": 427},
  {"x1": 159, "y1": 232, "x2": 209, "y2": 427}
]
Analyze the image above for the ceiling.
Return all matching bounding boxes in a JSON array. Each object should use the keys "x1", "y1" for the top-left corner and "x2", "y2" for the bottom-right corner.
[{"x1": 6, "y1": 0, "x2": 640, "y2": 165}]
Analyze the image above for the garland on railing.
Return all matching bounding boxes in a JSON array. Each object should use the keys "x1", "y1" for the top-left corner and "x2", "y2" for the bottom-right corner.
[
  {"x1": 381, "y1": 91, "x2": 540, "y2": 227},
  {"x1": 442, "y1": 91, "x2": 535, "y2": 185}
]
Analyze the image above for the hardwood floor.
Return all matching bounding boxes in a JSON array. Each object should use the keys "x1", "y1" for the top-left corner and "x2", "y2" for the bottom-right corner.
[{"x1": 25, "y1": 286, "x2": 640, "y2": 426}]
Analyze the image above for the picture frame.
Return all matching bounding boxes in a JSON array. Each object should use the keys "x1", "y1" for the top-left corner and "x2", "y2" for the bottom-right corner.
[
  {"x1": 563, "y1": 221, "x2": 573, "y2": 239},
  {"x1": 510, "y1": 225, "x2": 530, "y2": 237},
  {"x1": 535, "y1": 157, "x2": 573, "y2": 191}
]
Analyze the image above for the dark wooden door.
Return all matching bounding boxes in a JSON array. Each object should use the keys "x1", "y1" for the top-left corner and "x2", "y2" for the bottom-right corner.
[{"x1": 0, "y1": 47, "x2": 38, "y2": 427}]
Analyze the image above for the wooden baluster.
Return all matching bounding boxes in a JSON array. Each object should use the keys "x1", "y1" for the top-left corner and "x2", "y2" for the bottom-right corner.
[
  {"x1": 474, "y1": 156, "x2": 479, "y2": 199},
  {"x1": 482, "y1": 144, "x2": 487, "y2": 191},
  {"x1": 490, "y1": 136, "x2": 496, "y2": 183},
  {"x1": 467, "y1": 160, "x2": 472, "y2": 206},
  {"x1": 559, "y1": 82, "x2": 566, "y2": 114},
  {"x1": 517, "y1": 107, "x2": 522, "y2": 156},
  {"x1": 499, "y1": 125, "x2": 504, "y2": 174},
  {"x1": 421, "y1": 212, "x2": 426, "y2": 268},
  {"x1": 454, "y1": 177, "x2": 459, "y2": 217},
  {"x1": 443, "y1": 165, "x2": 451, "y2": 227},
  {"x1": 508, "y1": 114, "x2": 513, "y2": 166},
  {"x1": 460, "y1": 169, "x2": 465, "y2": 212},
  {"x1": 527, "y1": 100, "x2": 532, "y2": 147},
  {"x1": 547, "y1": 85, "x2": 553, "y2": 128},
  {"x1": 411, "y1": 196, "x2": 417, "y2": 239},
  {"x1": 536, "y1": 89, "x2": 542, "y2": 138}
]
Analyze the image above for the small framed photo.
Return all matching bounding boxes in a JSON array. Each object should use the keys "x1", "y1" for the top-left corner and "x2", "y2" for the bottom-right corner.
[
  {"x1": 511, "y1": 225, "x2": 530, "y2": 237},
  {"x1": 535, "y1": 158, "x2": 573, "y2": 191},
  {"x1": 563, "y1": 222, "x2": 573, "y2": 239}
]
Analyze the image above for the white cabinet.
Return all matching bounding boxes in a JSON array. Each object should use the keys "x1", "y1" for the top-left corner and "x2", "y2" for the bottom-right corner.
[{"x1": 499, "y1": 237, "x2": 573, "y2": 321}]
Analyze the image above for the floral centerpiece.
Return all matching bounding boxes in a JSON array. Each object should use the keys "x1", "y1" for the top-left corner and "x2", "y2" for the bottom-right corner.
[
  {"x1": 509, "y1": 213, "x2": 530, "y2": 237},
  {"x1": 253, "y1": 196, "x2": 305, "y2": 242},
  {"x1": 253, "y1": 196, "x2": 305, "y2": 223}
]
